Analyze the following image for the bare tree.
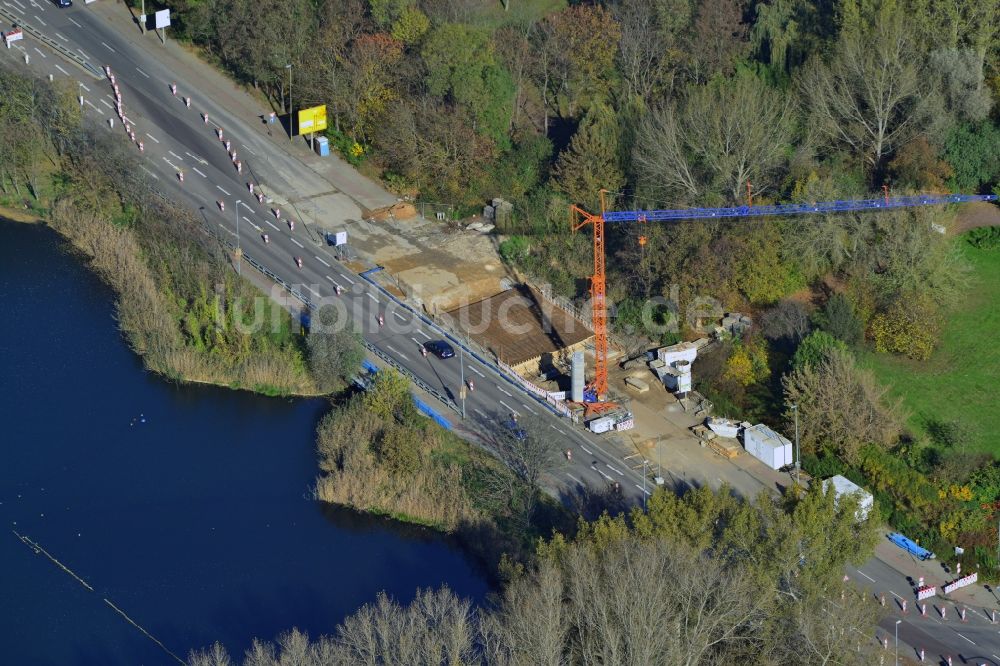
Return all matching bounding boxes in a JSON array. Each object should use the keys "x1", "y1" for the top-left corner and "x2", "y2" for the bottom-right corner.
[{"x1": 761, "y1": 300, "x2": 811, "y2": 343}]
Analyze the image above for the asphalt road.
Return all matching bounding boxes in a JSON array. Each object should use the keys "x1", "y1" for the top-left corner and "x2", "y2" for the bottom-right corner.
[
  {"x1": 0, "y1": 0, "x2": 652, "y2": 506},
  {"x1": 6, "y1": 6, "x2": 999, "y2": 662}
]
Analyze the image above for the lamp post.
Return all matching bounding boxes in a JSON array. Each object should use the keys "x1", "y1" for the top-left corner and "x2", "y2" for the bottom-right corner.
[
  {"x1": 235, "y1": 199, "x2": 242, "y2": 275},
  {"x1": 642, "y1": 459, "x2": 648, "y2": 511},
  {"x1": 285, "y1": 64, "x2": 293, "y2": 142},
  {"x1": 792, "y1": 403, "x2": 800, "y2": 485},
  {"x1": 894, "y1": 619, "x2": 901, "y2": 665},
  {"x1": 459, "y1": 345, "x2": 466, "y2": 420}
]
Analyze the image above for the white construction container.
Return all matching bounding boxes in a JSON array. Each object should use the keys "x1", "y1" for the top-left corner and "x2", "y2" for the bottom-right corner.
[
  {"x1": 657, "y1": 341, "x2": 699, "y2": 366},
  {"x1": 588, "y1": 416, "x2": 614, "y2": 434},
  {"x1": 742, "y1": 424, "x2": 793, "y2": 470},
  {"x1": 822, "y1": 475, "x2": 874, "y2": 520}
]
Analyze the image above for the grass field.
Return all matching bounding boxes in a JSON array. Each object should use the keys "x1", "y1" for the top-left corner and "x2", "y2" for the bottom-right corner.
[{"x1": 862, "y1": 235, "x2": 1000, "y2": 455}]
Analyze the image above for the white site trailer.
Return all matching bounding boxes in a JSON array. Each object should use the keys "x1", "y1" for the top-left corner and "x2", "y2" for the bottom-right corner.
[
  {"x1": 742, "y1": 424, "x2": 793, "y2": 470},
  {"x1": 822, "y1": 475, "x2": 874, "y2": 520}
]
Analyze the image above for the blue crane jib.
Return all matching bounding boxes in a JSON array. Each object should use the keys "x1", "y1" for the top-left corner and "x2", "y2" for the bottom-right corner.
[{"x1": 603, "y1": 194, "x2": 998, "y2": 224}]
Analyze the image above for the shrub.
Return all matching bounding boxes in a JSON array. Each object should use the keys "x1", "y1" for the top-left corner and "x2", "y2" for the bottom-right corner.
[
  {"x1": 813, "y1": 293, "x2": 864, "y2": 345},
  {"x1": 944, "y1": 121, "x2": 1000, "y2": 192},
  {"x1": 966, "y1": 226, "x2": 1000, "y2": 250},
  {"x1": 498, "y1": 235, "x2": 530, "y2": 263},
  {"x1": 792, "y1": 330, "x2": 847, "y2": 370},
  {"x1": 869, "y1": 294, "x2": 939, "y2": 361}
]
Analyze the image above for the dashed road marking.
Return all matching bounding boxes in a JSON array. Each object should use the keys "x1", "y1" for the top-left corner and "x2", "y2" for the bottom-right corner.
[
  {"x1": 5, "y1": 4, "x2": 26, "y2": 15},
  {"x1": 241, "y1": 144, "x2": 257, "y2": 156},
  {"x1": 33, "y1": 46, "x2": 46, "y2": 57},
  {"x1": 595, "y1": 468, "x2": 613, "y2": 481},
  {"x1": 325, "y1": 276, "x2": 342, "y2": 290},
  {"x1": 161, "y1": 157, "x2": 178, "y2": 170},
  {"x1": 469, "y1": 366, "x2": 485, "y2": 378},
  {"x1": 890, "y1": 591, "x2": 904, "y2": 601},
  {"x1": 145, "y1": 133, "x2": 160, "y2": 143},
  {"x1": 557, "y1": 428, "x2": 568, "y2": 435},
  {"x1": 134, "y1": 67, "x2": 149, "y2": 79},
  {"x1": 496, "y1": 385, "x2": 513, "y2": 397},
  {"x1": 411, "y1": 337, "x2": 422, "y2": 346},
  {"x1": 581, "y1": 445, "x2": 593, "y2": 454},
  {"x1": 607, "y1": 464, "x2": 624, "y2": 476},
  {"x1": 956, "y1": 633, "x2": 976, "y2": 646},
  {"x1": 366, "y1": 293, "x2": 378, "y2": 303},
  {"x1": 393, "y1": 311, "x2": 406, "y2": 322},
  {"x1": 84, "y1": 99, "x2": 103, "y2": 114},
  {"x1": 265, "y1": 220, "x2": 279, "y2": 231},
  {"x1": 315, "y1": 256, "x2": 330, "y2": 268},
  {"x1": 304, "y1": 285, "x2": 321, "y2": 298},
  {"x1": 290, "y1": 238, "x2": 304, "y2": 248},
  {"x1": 192, "y1": 167, "x2": 207, "y2": 178},
  {"x1": 138, "y1": 165, "x2": 159, "y2": 180},
  {"x1": 242, "y1": 216, "x2": 261, "y2": 232},
  {"x1": 217, "y1": 223, "x2": 235, "y2": 237},
  {"x1": 522, "y1": 403, "x2": 537, "y2": 415},
  {"x1": 32, "y1": 14, "x2": 44, "y2": 26},
  {"x1": 385, "y1": 345, "x2": 408, "y2": 361},
  {"x1": 239, "y1": 202, "x2": 253, "y2": 213},
  {"x1": 566, "y1": 473, "x2": 582, "y2": 485},
  {"x1": 54, "y1": 64, "x2": 70, "y2": 76},
  {"x1": 499, "y1": 400, "x2": 518, "y2": 416},
  {"x1": 168, "y1": 150, "x2": 183, "y2": 161},
  {"x1": 636, "y1": 484, "x2": 651, "y2": 495},
  {"x1": 216, "y1": 185, "x2": 231, "y2": 195},
  {"x1": 75, "y1": 47, "x2": 88, "y2": 59},
  {"x1": 55, "y1": 32, "x2": 67, "y2": 42},
  {"x1": 473, "y1": 408, "x2": 488, "y2": 419},
  {"x1": 77, "y1": 81, "x2": 89, "y2": 91},
  {"x1": 99, "y1": 98, "x2": 113, "y2": 109},
  {"x1": 856, "y1": 570, "x2": 876, "y2": 583},
  {"x1": 342, "y1": 275, "x2": 355, "y2": 285},
  {"x1": 67, "y1": 17, "x2": 81, "y2": 27},
  {"x1": 11, "y1": 0, "x2": 25, "y2": 8},
  {"x1": 101, "y1": 41, "x2": 116, "y2": 52},
  {"x1": 415, "y1": 329, "x2": 430, "y2": 339}
]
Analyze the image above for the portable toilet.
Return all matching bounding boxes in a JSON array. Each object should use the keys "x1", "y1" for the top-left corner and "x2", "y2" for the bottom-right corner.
[{"x1": 315, "y1": 136, "x2": 330, "y2": 157}]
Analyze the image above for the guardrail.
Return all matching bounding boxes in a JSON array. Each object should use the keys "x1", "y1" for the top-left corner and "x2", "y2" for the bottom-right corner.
[{"x1": 0, "y1": 8, "x2": 102, "y2": 78}]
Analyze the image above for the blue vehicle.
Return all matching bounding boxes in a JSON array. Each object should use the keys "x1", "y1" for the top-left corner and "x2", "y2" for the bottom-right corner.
[{"x1": 888, "y1": 532, "x2": 935, "y2": 561}]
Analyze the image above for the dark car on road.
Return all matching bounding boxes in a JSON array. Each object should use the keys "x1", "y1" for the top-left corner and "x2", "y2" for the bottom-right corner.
[
  {"x1": 424, "y1": 340, "x2": 455, "y2": 359},
  {"x1": 56, "y1": 0, "x2": 72, "y2": 7}
]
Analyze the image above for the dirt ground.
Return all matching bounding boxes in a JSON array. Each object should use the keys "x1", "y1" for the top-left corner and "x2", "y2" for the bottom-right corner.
[{"x1": 952, "y1": 200, "x2": 1000, "y2": 234}]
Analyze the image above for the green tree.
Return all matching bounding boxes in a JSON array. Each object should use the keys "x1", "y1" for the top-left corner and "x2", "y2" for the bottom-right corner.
[
  {"x1": 792, "y1": 330, "x2": 847, "y2": 370},
  {"x1": 306, "y1": 306, "x2": 365, "y2": 392},
  {"x1": 945, "y1": 121, "x2": 1000, "y2": 192},
  {"x1": 367, "y1": 0, "x2": 412, "y2": 28},
  {"x1": 553, "y1": 104, "x2": 623, "y2": 210},
  {"x1": 869, "y1": 292, "x2": 940, "y2": 360},
  {"x1": 390, "y1": 6, "x2": 429, "y2": 46},
  {"x1": 813, "y1": 293, "x2": 864, "y2": 346}
]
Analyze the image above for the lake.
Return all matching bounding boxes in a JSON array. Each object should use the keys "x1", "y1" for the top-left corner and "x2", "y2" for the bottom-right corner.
[{"x1": 0, "y1": 219, "x2": 488, "y2": 665}]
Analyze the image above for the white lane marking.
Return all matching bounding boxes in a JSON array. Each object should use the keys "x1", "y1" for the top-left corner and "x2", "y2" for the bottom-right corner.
[
  {"x1": 77, "y1": 81, "x2": 89, "y2": 91},
  {"x1": 855, "y1": 570, "x2": 876, "y2": 583},
  {"x1": 890, "y1": 591, "x2": 904, "y2": 601},
  {"x1": 521, "y1": 403, "x2": 537, "y2": 415},
  {"x1": 84, "y1": 99, "x2": 103, "y2": 114},
  {"x1": 415, "y1": 329, "x2": 430, "y2": 339},
  {"x1": 192, "y1": 167, "x2": 207, "y2": 178},
  {"x1": 239, "y1": 201, "x2": 253, "y2": 212},
  {"x1": 99, "y1": 98, "x2": 113, "y2": 109},
  {"x1": 496, "y1": 385, "x2": 513, "y2": 397},
  {"x1": 557, "y1": 428, "x2": 568, "y2": 435},
  {"x1": 56, "y1": 32, "x2": 67, "y2": 42},
  {"x1": 241, "y1": 144, "x2": 257, "y2": 156},
  {"x1": 607, "y1": 464, "x2": 624, "y2": 476},
  {"x1": 956, "y1": 633, "x2": 976, "y2": 646},
  {"x1": 242, "y1": 216, "x2": 261, "y2": 232},
  {"x1": 101, "y1": 41, "x2": 116, "y2": 52},
  {"x1": 393, "y1": 311, "x2": 406, "y2": 322},
  {"x1": 499, "y1": 400, "x2": 518, "y2": 416},
  {"x1": 366, "y1": 293, "x2": 378, "y2": 303},
  {"x1": 33, "y1": 46, "x2": 46, "y2": 57},
  {"x1": 469, "y1": 366, "x2": 485, "y2": 378},
  {"x1": 636, "y1": 484, "x2": 651, "y2": 495},
  {"x1": 595, "y1": 468, "x2": 613, "y2": 481},
  {"x1": 342, "y1": 275, "x2": 356, "y2": 285},
  {"x1": 11, "y1": 0, "x2": 25, "y2": 8},
  {"x1": 138, "y1": 165, "x2": 159, "y2": 180},
  {"x1": 216, "y1": 185, "x2": 231, "y2": 195},
  {"x1": 411, "y1": 337, "x2": 422, "y2": 346},
  {"x1": 67, "y1": 16, "x2": 81, "y2": 27},
  {"x1": 6, "y1": 4, "x2": 26, "y2": 15},
  {"x1": 581, "y1": 445, "x2": 593, "y2": 455},
  {"x1": 385, "y1": 345, "x2": 408, "y2": 361},
  {"x1": 304, "y1": 285, "x2": 321, "y2": 298},
  {"x1": 325, "y1": 276, "x2": 342, "y2": 290},
  {"x1": 993, "y1": 654, "x2": 1000, "y2": 662},
  {"x1": 290, "y1": 238, "x2": 304, "y2": 248},
  {"x1": 75, "y1": 47, "x2": 88, "y2": 59},
  {"x1": 33, "y1": 15, "x2": 45, "y2": 26},
  {"x1": 315, "y1": 256, "x2": 330, "y2": 268},
  {"x1": 566, "y1": 473, "x2": 582, "y2": 485},
  {"x1": 161, "y1": 157, "x2": 178, "y2": 170},
  {"x1": 473, "y1": 408, "x2": 488, "y2": 419},
  {"x1": 218, "y1": 223, "x2": 235, "y2": 238},
  {"x1": 54, "y1": 64, "x2": 70, "y2": 76},
  {"x1": 265, "y1": 220, "x2": 279, "y2": 231},
  {"x1": 168, "y1": 150, "x2": 183, "y2": 161},
  {"x1": 145, "y1": 133, "x2": 160, "y2": 143},
  {"x1": 134, "y1": 67, "x2": 149, "y2": 79}
]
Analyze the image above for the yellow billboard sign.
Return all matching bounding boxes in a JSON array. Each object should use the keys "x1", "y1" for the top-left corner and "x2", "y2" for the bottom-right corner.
[{"x1": 297, "y1": 105, "x2": 327, "y2": 134}]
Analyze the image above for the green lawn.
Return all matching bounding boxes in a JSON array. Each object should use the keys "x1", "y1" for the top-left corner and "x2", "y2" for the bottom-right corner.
[
  {"x1": 466, "y1": 0, "x2": 568, "y2": 29},
  {"x1": 862, "y1": 237, "x2": 1000, "y2": 454}
]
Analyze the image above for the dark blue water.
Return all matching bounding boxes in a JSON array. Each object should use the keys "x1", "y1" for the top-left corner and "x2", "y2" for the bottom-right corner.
[{"x1": 0, "y1": 220, "x2": 488, "y2": 665}]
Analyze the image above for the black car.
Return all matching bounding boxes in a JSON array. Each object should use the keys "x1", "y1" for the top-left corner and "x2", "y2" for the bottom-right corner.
[
  {"x1": 424, "y1": 340, "x2": 455, "y2": 359},
  {"x1": 56, "y1": 0, "x2": 72, "y2": 7}
]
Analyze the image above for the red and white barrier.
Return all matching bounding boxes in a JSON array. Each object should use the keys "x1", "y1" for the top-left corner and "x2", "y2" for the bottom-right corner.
[
  {"x1": 943, "y1": 573, "x2": 977, "y2": 595},
  {"x1": 218, "y1": 201, "x2": 225, "y2": 212},
  {"x1": 917, "y1": 586, "x2": 937, "y2": 601}
]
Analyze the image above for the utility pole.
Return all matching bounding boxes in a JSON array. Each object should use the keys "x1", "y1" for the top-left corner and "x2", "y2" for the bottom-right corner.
[
  {"x1": 459, "y1": 346, "x2": 466, "y2": 420},
  {"x1": 894, "y1": 619, "x2": 901, "y2": 666},
  {"x1": 235, "y1": 199, "x2": 242, "y2": 275},
  {"x1": 285, "y1": 64, "x2": 293, "y2": 142},
  {"x1": 792, "y1": 403, "x2": 800, "y2": 485},
  {"x1": 642, "y1": 459, "x2": 648, "y2": 511}
]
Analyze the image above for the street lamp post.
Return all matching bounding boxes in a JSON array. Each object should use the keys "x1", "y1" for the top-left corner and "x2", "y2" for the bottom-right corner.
[
  {"x1": 642, "y1": 459, "x2": 648, "y2": 511},
  {"x1": 894, "y1": 619, "x2": 901, "y2": 665},
  {"x1": 235, "y1": 199, "x2": 242, "y2": 275},
  {"x1": 285, "y1": 64, "x2": 293, "y2": 142},
  {"x1": 459, "y1": 346, "x2": 466, "y2": 420},
  {"x1": 792, "y1": 403, "x2": 800, "y2": 485}
]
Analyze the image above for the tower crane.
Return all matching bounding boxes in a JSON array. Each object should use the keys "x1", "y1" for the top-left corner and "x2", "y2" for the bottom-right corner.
[{"x1": 570, "y1": 189, "x2": 998, "y2": 404}]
